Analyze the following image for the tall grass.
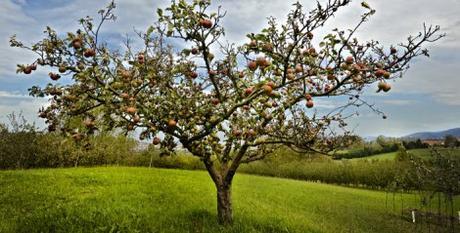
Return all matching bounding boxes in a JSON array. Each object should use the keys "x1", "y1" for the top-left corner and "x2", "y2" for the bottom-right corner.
[{"x1": 2, "y1": 167, "x2": 457, "y2": 233}]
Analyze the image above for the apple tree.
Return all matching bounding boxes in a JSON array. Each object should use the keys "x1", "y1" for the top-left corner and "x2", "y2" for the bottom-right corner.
[{"x1": 11, "y1": 0, "x2": 443, "y2": 225}]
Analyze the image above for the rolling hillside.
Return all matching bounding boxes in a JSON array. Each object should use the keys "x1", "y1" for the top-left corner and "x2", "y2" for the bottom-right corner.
[
  {"x1": 0, "y1": 167, "x2": 458, "y2": 233},
  {"x1": 403, "y1": 128, "x2": 460, "y2": 140}
]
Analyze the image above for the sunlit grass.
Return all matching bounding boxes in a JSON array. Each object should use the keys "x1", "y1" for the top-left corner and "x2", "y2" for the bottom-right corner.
[{"x1": 1, "y1": 167, "x2": 457, "y2": 233}]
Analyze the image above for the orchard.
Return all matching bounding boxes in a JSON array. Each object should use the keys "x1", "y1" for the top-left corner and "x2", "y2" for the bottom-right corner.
[{"x1": 11, "y1": 0, "x2": 443, "y2": 225}]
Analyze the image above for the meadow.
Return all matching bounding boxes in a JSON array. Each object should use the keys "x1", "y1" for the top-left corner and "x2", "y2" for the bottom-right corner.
[
  {"x1": 1, "y1": 129, "x2": 459, "y2": 232},
  {"x1": 1, "y1": 167, "x2": 458, "y2": 233},
  {"x1": 350, "y1": 148, "x2": 460, "y2": 161}
]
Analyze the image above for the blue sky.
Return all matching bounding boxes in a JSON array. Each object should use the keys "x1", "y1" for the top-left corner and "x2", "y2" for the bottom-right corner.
[{"x1": 0, "y1": 0, "x2": 459, "y2": 137}]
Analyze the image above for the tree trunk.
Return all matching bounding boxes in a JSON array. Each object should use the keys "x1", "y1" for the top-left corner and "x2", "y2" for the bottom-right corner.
[
  {"x1": 149, "y1": 153, "x2": 153, "y2": 168},
  {"x1": 216, "y1": 184, "x2": 233, "y2": 225}
]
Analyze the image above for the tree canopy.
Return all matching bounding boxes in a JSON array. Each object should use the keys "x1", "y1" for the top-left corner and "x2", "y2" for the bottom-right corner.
[{"x1": 10, "y1": 0, "x2": 444, "y2": 225}]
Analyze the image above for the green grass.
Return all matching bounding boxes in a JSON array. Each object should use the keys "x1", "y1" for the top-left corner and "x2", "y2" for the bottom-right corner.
[
  {"x1": 349, "y1": 148, "x2": 460, "y2": 162},
  {"x1": 350, "y1": 151, "x2": 398, "y2": 161},
  {"x1": 0, "y1": 167, "x2": 458, "y2": 233},
  {"x1": 408, "y1": 148, "x2": 460, "y2": 159}
]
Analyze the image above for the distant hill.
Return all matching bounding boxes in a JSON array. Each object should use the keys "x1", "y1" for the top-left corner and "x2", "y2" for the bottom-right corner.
[{"x1": 403, "y1": 128, "x2": 460, "y2": 140}]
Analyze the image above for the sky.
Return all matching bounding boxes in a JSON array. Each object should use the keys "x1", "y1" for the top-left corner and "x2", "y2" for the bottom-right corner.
[{"x1": 0, "y1": 0, "x2": 459, "y2": 137}]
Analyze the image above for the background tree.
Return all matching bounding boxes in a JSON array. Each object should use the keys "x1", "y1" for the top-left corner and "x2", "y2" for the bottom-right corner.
[
  {"x1": 0, "y1": 112, "x2": 38, "y2": 169},
  {"x1": 443, "y1": 134, "x2": 458, "y2": 148},
  {"x1": 10, "y1": 0, "x2": 443, "y2": 225}
]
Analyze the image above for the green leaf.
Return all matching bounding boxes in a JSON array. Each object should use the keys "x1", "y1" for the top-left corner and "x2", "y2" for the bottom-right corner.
[
  {"x1": 146, "y1": 26, "x2": 154, "y2": 36},
  {"x1": 167, "y1": 23, "x2": 174, "y2": 34},
  {"x1": 179, "y1": 0, "x2": 187, "y2": 9},
  {"x1": 157, "y1": 8, "x2": 163, "y2": 17},
  {"x1": 361, "y1": 1, "x2": 371, "y2": 9}
]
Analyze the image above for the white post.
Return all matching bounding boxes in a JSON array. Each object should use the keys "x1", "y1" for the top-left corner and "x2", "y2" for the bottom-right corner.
[
  {"x1": 458, "y1": 211, "x2": 460, "y2": 224},
  {"x1": 411, "y1": 210, "x2": 416, "y2": 223}
]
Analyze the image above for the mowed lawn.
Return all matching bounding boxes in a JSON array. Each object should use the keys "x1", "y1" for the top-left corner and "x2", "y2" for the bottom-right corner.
[{"x1": 0, "y1": 167, "x2": 457, "y2": 233}]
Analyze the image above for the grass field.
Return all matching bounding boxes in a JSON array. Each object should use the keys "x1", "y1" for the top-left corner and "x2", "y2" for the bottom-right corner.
[
  {"x1": 349, "y1": 148, "x2": 460, "y2": 162},
  {"x1": 350, "y1": 151, "x2": 398, "y2": 161},
  {"x1": 1, "y1": 167, "x2": 458, "y2": 233}
]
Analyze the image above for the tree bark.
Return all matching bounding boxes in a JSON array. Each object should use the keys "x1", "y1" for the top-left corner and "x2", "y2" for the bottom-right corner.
[{"x1": 216, "y1": 184, "x2": 233, "y2": 225}]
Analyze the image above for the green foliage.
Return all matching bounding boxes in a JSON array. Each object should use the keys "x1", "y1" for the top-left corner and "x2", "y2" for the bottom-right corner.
[
  {"x1": 395, "y1": 146, "x2": 410, "y2": 162},
  {"x1": 443, "y1": 134, "x2": 459, "y2": 148},
  {"x1": 351, "y1": 151, "x2": 398, "y2": 161},
  {"x1": 140, "y1": 147, "x2": 204, "y2": 170},
  {"x1": 335, "y1": 137, "x2": 400, "y2": 159},
  {"x1": 0, "y1": 113, "x2": 39, "y2": 169},
  {"x1": 239, "y1": 151, "x2": 401, "y2": 189},
  {"x1": 139, "y1": 148, "x2": 408, "y2": 189},
  {"x1": 402, "y1": 139, "x2": 429, "y2": 150},
  {"x1": 0, "y1": 125, "x2": 140, "y2": 169},
  {"x1": 397, "y1": 148, "x2": 460, "y2": 194},
  {"x1": 2, "y1": 167, "x2": 458, "y2": 233}
]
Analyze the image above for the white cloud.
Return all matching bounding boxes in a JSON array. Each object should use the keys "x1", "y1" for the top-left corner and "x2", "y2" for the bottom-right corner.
[
  {"x1": 381, "y1": 99, "x2": 416, "y2": 106},
  {"x1": 1, "y1": 0, "x2": 459, "y2": 136},
  {"x1": 0, "y1": 91, "x2": 49, "y2": 129},
  {"x1": 393, "y1": 48, "x2": 460, "y2": 106},
  {"x1": 314, "y1": 99, "x2": 338, "y2": 109},
  {"x1": 0, "y1": 0, "x2": 38, "y2": 78}
]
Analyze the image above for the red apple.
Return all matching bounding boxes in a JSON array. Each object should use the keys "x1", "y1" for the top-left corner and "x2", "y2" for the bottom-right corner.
[
  {"x1": 382, "y1": 83, "x2": 391, "y2": 92},
  {"x1": 191, "y1": 48, "x2": 199, "y2": 55},
  {"x1": 383, "y1": 71, "x2": 391, "y2": 79},
  {"x1": 306, "y1": 100, "x2": 314, "y2": 108},
  {"x1": 83, "y1": 48, "x2": 96, "y2": 58},
  {"x1": 247, "y1": 61, "x2": 257, "y2": 71},
  {"x1": 189, "y1": 71, "x2": 198, "y2": 79},
  {"x1": 263, "y1": 43, "x2": 273, "y2": 52},
  {"x1": 58, "y1": 65, "x2": 67, "y2": 73},
  {"x1": 120, "y1": 93, "x2": 129, "y2": 99},
  {"x1": 23, "y1": 66, "x2": 33, "y2": 74},
  {"x1": 375, "y1": 69, "x2": 386, "y2": 77},
  {"x1": 126, "y1": 107, "x2": 137, "y2": 115},
  {"x1": 345, "y1": 56, "x2": 354, "y2": 64},
  {"x1": 211, "y1": 98, "x2": 220, "y2": 105},
  {"x1": 168, "y1": 119, "x2": 177, "y2": 127},
  {"x1": 49, "y1": 72, "x2": 61, "y2": 81},
  {"x1": 138, "y1": 54, "x2": 145, "y2": 64},
  {"x1": 246, "y1": 129, "x2": 256, "y2": 137},
  {"x1": 232, "y1": 129, "x2": 242, "y2": 137},
  {"x1": 390, "y1": 47, "x2": 397, "y2": 54},
  {"x1": 256, "y1": 56, "x2": 267, "y2": 67},
  {"x1": 199, "y1": 19, "x2": 213, "y2": 29},
  {"x1": 263, "y1": 85, "x2": 273, "y2": 94},
  {"x1": 295, "y1": 64, "x2": 303, "y2": 73},
  {"x1": 245, "y1": 87, "x2": 253, "y2": 96},
  {"x1": 71, "y1": 38, "x2": 82, "y2": 49},
  {"x1": 133, "y1": 115, "x2": 141, "y2": 123},
  {"x1": 152, "y1": 137, "x2": 161, "y2": 145}
]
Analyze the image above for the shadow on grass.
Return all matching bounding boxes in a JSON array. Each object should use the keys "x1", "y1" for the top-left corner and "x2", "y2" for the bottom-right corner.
[
  {"x1": 12, "y1": 206, "x2": 315, "y2": 233},
  {"x1": 175, "y1": 209, "x2": 312, "y2": 233}
]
